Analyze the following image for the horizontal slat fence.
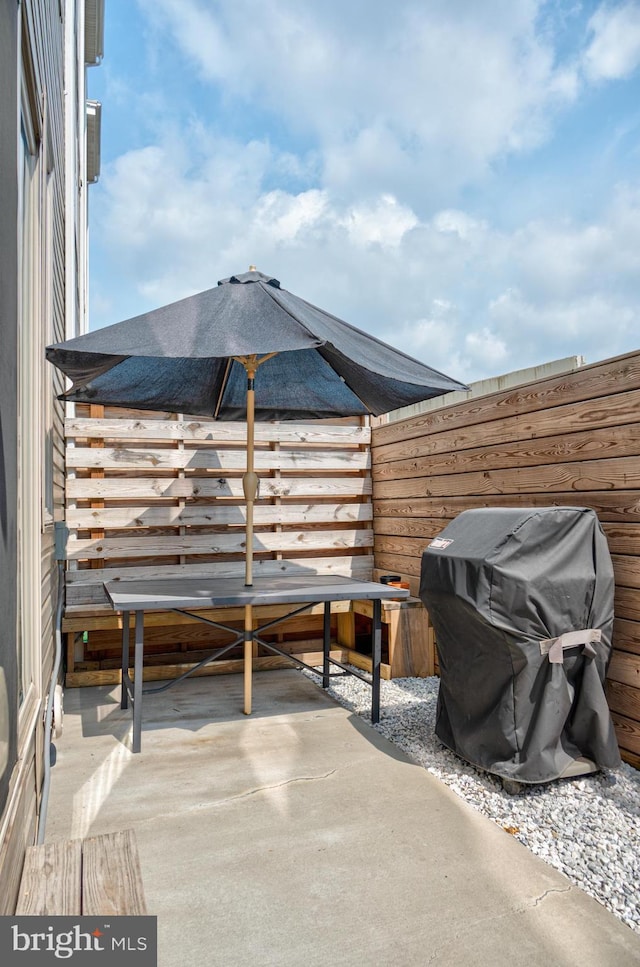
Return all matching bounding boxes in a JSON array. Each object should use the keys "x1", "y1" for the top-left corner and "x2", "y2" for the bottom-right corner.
[
  {"x1": 371, "y1": 349, "x2": 640, "y2": 769},
  {"x1": 64, "y1": 405, "x2": 373, "y2": 681}
]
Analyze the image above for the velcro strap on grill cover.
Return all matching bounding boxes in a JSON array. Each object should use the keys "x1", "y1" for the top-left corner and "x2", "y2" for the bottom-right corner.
[{"x1": 540, "y1": 629, "x2": 601, "y2": 664}]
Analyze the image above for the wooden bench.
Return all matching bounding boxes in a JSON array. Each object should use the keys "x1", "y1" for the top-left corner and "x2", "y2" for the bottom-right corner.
[
  {"x1": 64, "y1": 595, "x2": 435, "y2": 688},
  {"x1": 15, "y1": 829, "x2": 147, "y2": 916}
]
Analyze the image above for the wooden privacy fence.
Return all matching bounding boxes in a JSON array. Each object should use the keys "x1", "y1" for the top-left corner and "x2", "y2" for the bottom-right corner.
[
  {"x1": 63, "y1": 406, "x2": 432, "y2": 684},
  {"x1": 63, "y1": 405, "x2": 430, "y2": 685},
  {"x1": 65, "y1": 409, "x2": 373, "y2": 605},
  {"x1": 371, "y1": 349, "x2": 640, "y2": 769}
]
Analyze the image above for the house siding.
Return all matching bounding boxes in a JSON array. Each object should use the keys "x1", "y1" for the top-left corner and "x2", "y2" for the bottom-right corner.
[
  {"x1": 0, "y1": 0, "x2": 20, "y2": 833},
  {"x1": 0, "y1": 0, "x2": 96, "y2": 910}
]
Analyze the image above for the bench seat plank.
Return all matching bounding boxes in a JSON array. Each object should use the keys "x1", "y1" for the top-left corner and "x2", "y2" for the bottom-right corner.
[
  {"x1": 15, "y1": 839, "x2": 82, "y2": 915},
  {"x1": 82, "y1": 830, "x2": 148, "y2": 915}
]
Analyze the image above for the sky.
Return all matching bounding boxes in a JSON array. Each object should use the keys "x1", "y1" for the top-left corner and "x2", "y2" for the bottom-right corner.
[{"x1": 87, "y1": 0, "x2": 640, "y2": 386}]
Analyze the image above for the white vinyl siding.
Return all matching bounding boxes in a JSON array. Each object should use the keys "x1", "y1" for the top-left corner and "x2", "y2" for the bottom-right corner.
[{"x1": 17, "y1": 36, "x2": 43, "y2": 717}]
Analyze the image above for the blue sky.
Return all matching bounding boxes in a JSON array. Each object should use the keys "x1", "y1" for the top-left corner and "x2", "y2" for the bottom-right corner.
[{"x1": 88, "y1": 0, "x2": 640, "y2": 384}]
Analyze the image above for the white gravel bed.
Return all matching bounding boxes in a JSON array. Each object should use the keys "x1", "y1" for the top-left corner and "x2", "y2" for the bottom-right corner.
[{"x1": 310, "y1": 670, "x2": 640, "y2": 934}]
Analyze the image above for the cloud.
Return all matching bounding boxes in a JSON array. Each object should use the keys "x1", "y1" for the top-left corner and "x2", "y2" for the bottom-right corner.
[
  {"x1": 94, "y1": 133, "x2": 275, "y2": 305},
  {"x1": 583, "y1": 2, "x2": 640, "y2": 81},
  {"x1": 507, "y1": 184, "x2": 640, "y2": 302},
  {"x1": 341, "y1": 195, "x2": 418, "y2": 249},
  {"x1": 137, "y1": 0, "x2": 580, "y2": 209},
  {"x1": 253, "y1": 189, "x2": 329, "y2": 244},
  {"x1": 465, "y1": 327, "x2": 509, "y2": 368},
  {"x1": 92, "y1": 109, "x2": 640, "y2": 384},
  {"x1": 378, "y1": 306, "x2": 509, "y2": 385},
  {"x1": 488, "y1": 288, "x2": 637, "y2": 362},
  {"x1": 90, "y1": 1, "x2": 640, "y2": 386}
]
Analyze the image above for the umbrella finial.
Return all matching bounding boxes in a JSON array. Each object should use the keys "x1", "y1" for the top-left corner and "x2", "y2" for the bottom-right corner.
[{"x1": 249, "y1": 264, "x2": 256, "y2": 271}]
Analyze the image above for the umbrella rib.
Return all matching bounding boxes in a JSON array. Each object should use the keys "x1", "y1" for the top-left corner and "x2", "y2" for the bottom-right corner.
[
  {"x1": 214, "y1": 358, "x2": 233, "y2": 420},
  {"x1": 261, "y1": 284, "x2": 324, "y2": 345},
  {"x1": 315, "y1": 345, "x2": 375, "y2": 414}
]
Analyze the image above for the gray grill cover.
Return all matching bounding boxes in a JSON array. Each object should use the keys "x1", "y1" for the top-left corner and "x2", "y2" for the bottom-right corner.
[{"x1": 419, "y1": 507, "x2": 621, "y2": 783}]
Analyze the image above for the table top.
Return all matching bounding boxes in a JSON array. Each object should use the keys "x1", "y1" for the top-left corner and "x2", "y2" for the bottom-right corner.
[{"x1": 105, "y1": 573, "x2": 409, "y2": 611}]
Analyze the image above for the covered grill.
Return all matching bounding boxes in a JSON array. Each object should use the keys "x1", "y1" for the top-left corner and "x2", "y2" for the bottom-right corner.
[{"x1": 419, "y1": 507, "x2": 621, "y2": 784}]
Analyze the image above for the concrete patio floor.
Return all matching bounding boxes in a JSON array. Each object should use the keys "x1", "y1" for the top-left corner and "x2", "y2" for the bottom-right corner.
[{"x1": 44, "y1": 669, "x2": 640, "y2": 967}]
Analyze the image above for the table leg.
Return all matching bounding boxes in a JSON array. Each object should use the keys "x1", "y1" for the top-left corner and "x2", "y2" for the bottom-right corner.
[
  {"x1": 133, "y1": 610, "x2": 144, "y2": 754},
  {"x1": 371, "y1": 598, "x2": 381, "y2": 724},
  {"x1": 121, "y1": 610, "x2": 129, "y2": 709},
  {"x1": 244, "y1": 604, "x2": 252, "y2": 715},
  {"x1": 322, "y1": 601, "x2": 331, "y2": 688}
]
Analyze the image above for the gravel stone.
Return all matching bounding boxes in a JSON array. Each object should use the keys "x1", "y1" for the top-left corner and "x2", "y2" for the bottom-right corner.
[{"x1": 307, "y1": 669, "x2": 640, "y2": 933}]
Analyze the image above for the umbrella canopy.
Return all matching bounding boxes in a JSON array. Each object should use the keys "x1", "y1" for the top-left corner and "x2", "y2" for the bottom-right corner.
[
  {"x1": 47, "y1": 268, "x2": 467, "y2": 589},
  {"x1": 46, "y1": 269, "x2": 467, "y2": 419}
]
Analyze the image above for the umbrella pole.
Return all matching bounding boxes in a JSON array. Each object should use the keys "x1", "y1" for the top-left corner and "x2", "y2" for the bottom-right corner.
[
  {"x1": 242, "y1": 357, "x2": 259, "y2": 715},
  {"x1": 243, "y1": 360, "x2": 258, "y2": 587},
  {"x1": 238, "y1": 351, "x2": 277, "y2": 716}
]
